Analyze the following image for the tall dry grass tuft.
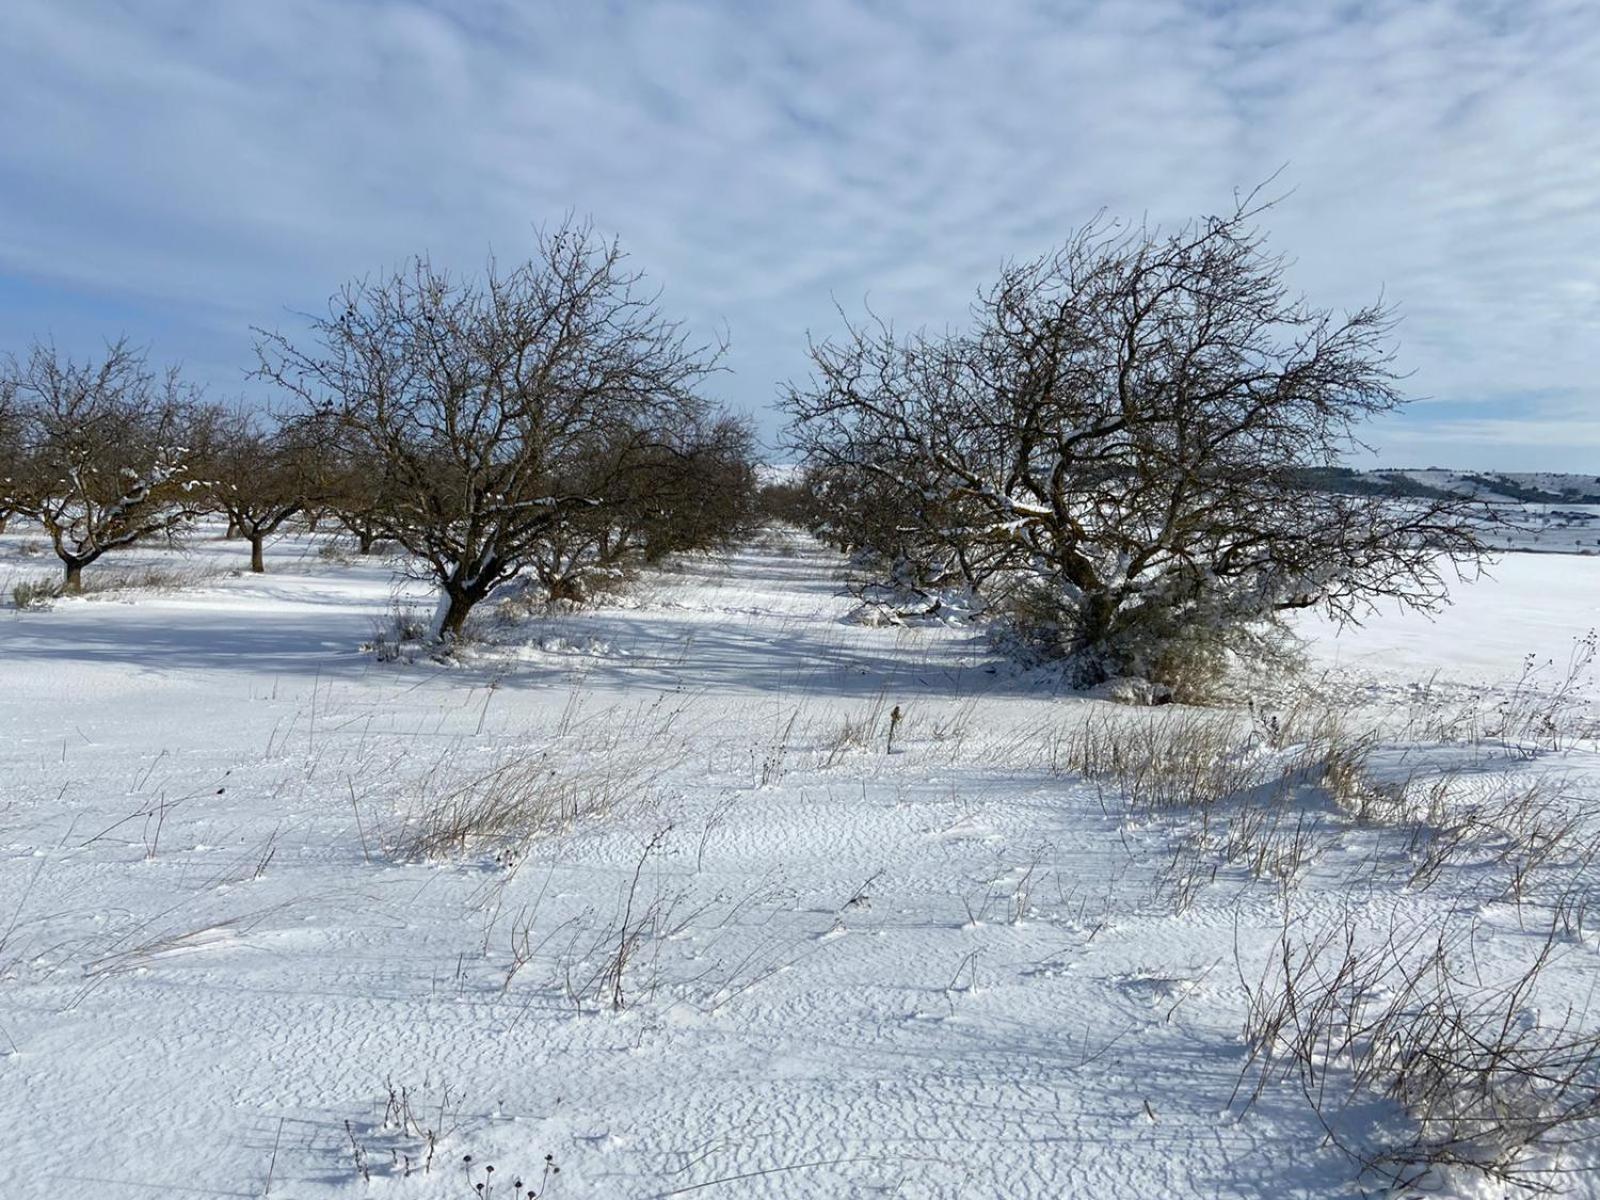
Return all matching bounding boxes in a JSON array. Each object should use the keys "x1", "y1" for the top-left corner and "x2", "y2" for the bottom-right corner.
[
  {"x1": 1237, "y1": 911, "x2": 1600, "y2": 1192},
  {"x1": 388, "y1": 750, "x2": 671, "y2": 861}
]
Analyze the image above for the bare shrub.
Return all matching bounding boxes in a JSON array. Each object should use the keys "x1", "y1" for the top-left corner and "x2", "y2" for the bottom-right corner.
[
  {"x1": 1490, "y1": 631, "x2": 1599, "y2": 758},
  {"x1": 1397, "y1": 674, "x2": 1492, "y2": 745},
  {"x1": 365, "y1": 602, "x2": 431, "y2": 662},
  {"x1": 1005, "y1": 583, "x2": 1308, "y2": 704},
  {"x1": 492, "y1": 565, "x2": 635, "y2": 622},
  {"x1": 595, "y1": 825, "x2": 674, "y2": 1011},
  {"x1": 10, "y1": 576, "x2": 57, "y2": 610},
  {"x1": 1384, "y1": 774, "x2": 1578, "y2": 901}
]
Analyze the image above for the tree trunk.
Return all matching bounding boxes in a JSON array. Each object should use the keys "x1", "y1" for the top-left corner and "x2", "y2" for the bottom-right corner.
[
  {"x1": 357, "y1": 527, "x2": 376, "y2": 554},
  {"x1": 435, "y1": 587, "x2": 482, "y2": 641},
  {"x1": 63, "y1": 560, "x2": 84, "y2": 594},
  {"x1": 0, "y1": 513, "x2": 8, "y2": 537},
  {"x1": 249, "y1": 533, "x2": 266, "y2": 573},
  {"x1": 1075, "y1": 591, "x2": 1121, "y2": 677},
  {"x1": 547, "y1": 574, "x2": 585, "y2": 604},
  {"x1": 225, "y1": 518, "x2": 242, "y2": 540}
]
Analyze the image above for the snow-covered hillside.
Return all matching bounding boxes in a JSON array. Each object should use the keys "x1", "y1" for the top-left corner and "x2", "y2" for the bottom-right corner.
[
  {"x1": 1311, "y1": 468, "x2": 1600, "y2": 554},
  {"x1": 1, "y1": 524, "x2": 1597, "y2": 1198},
  {"x1": 1372, "y1": 469, "x2": 1600, "y2": 504}
]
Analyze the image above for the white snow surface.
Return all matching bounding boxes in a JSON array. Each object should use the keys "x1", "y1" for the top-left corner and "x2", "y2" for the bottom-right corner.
[{"x1": 1, "y1": 525, "x2": 1598, "y2": 1198}]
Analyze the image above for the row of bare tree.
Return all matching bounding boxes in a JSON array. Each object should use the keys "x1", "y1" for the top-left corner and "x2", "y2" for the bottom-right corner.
[
  {"x1": 0, "y1": 222, "x2": 759, "y2": 637},
  {"x1": 2, "y1": 200, "x2": 1491, "y2": 683}
]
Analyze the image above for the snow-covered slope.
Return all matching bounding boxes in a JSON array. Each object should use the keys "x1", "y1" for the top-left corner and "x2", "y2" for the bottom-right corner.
[
  {"x1": 1387, "y1": 469, "x2": 1600, "y2": 504},
  {"x1": 1, "y1": 524, "x2": 1597, "y2": 1198},
  {"x1": 1308, "y1": 468, "x2": 1600, "y2": 554}
]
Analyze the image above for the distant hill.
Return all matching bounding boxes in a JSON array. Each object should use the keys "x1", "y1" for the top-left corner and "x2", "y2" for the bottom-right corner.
[
  {"x1": 1294, "y1": 467, "x2": 1456, "y2": 499},
  {"x1": 1299, "y1": 468, "x2": 1600, "y2": 555},
  {"x1": 1302, "y1": 468, "x2": 1600, "y2": 505},
  {"x1": 1383, "y1": 469, "x2": 1600, "y2": 505}
]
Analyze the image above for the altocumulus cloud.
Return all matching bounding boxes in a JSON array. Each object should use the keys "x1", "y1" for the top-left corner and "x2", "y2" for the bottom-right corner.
[{"x1": 1, "y1": 0, "x2": 1596, "y2": 468}]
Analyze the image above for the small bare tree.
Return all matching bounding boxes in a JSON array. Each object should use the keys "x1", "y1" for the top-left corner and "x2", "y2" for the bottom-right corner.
[
  {"x1": 785, "y1": 195, "x2": 1488, "y2": 693},
  {"x1": 4, "y1": 339, "x2": 205, "y2": 592},
  {"x1": 322, "y1": 443, "x2": 390, "y2": 555},
  {"x1": 255, "y1": 220, "x2": 722, "y2": 639},
  {"x1": 195, "y1": 406, "x2": 333, "y2": 573}
]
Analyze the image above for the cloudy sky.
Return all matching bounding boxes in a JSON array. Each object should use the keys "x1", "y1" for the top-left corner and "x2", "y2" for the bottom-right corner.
[{"x1": 1, "y1": 0, "x2": 1597, "y2": 469}]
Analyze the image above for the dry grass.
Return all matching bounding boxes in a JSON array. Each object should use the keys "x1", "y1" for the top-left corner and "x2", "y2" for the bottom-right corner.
[
  {"x1": 1237, "y1": 911, "x2": 1600, "y2": 1192},
  {"x1": 365, "y1": 602, "x2": 432, "y2": 660},
  {"x1": 79, "y1": 562, "x2": 228, "y2": 596},
  {"x1": 387, "y1": 751, "x2": 664, "y2": 860},
  {"x1": 1052, "y1": 707, "x2": 1267, "y2": 810},
  {"x1": 1042, "y1": 698, "x2": 1587, "y2": 912},
  {"x1": 821, "y1": 691, "x2": 896, "y2": 765},
  {"x1": 7, "y1": 562, "x2": 226, "y2": 609}
]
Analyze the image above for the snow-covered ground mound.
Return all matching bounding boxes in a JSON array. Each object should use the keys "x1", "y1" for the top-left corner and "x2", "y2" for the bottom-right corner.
[{"x1": 1, "y1": 522, "x2": 1597, "y2": 1198}]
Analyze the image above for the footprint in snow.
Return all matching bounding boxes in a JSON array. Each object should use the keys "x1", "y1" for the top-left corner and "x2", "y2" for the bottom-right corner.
[{"x1": 1109, "y1": 969, "x2": 1200, "y2": 1007}]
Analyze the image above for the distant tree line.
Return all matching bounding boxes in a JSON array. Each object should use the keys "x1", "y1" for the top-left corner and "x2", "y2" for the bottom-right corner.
[{"x1": 0, "y1": 220, "x2": 760, "y2": 636}]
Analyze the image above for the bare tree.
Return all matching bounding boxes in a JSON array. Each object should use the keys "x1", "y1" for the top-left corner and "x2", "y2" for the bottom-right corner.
[
  {"x1": 321, "y1": 442, "x2": 390, "y2": 555},
  {"x1": 255, "y1": 220, "x2": 723, "y2": 639},
  {"x1": 609, "y1": 414, "x2": 759, "y2": 564},
  {"x1": 754, "y1": 471, "x2": 821, "y2": 529},
  {"x1": 0, "y1": 370, "x2": 18, "y2": 536},
  {"x1": 785, "y1": 197, "x2": 1488, "y2": 694},
  {"x1": 4, "y1": 339, "x2": 205, "y2": 592},
  {"x1": 194, "y1": 406, "x2": 333, "y2": 573},
  {"x1": 519, "y1": 414, "x2": 758, "y2": 604}
]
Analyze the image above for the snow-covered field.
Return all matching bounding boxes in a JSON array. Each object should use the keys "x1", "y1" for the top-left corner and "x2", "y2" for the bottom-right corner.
[{"x1": 2, "y1": 524, "x2": 1598, "y2": 1198}]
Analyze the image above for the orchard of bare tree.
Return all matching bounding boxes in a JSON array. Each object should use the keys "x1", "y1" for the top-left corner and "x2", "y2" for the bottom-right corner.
[
  {"x1": 5, "y1": 10, "x2": 1598, "y2": 1197},
  {"x1": 0, "y1": 201, "x2": 1495, "y2": 694}
]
